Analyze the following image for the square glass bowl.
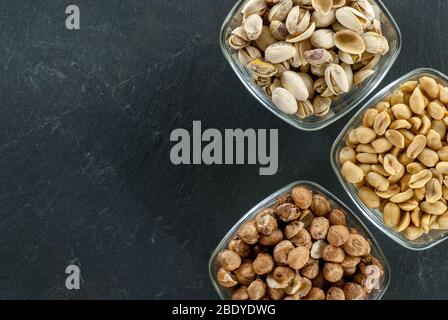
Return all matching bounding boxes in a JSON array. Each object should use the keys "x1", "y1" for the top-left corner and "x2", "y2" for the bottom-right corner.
[
  {"x1": 208, "y1": 181, "x2": 391, "y2": 300},
  {"x1": 331, "y1": 68, "x2": 448, "y2": 250},
  {"x1": 220, "y1": 0, "x2": 402, "y2": 131}
]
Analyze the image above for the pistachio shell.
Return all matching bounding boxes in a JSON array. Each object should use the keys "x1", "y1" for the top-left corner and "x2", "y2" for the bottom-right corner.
[
  {"x1": 353, "y1": 69, "x2": 375, "y2": 86},
  {"x1": 334, "y1": 30, "x2": 366, "y2": 55},
  {"x1": 341, "y1": 63, "x2": 353, "y2": 90},
  {"x1": 311, "y1": 0, "x2": 333, "y2": 15},
  {"x1": 281, "y1": 71, "x2": 310, "y2": 101},
  {"x1": 304, "y1": 49, "x2": 334, "y2": 66},
  {"x1": 265, "y1": 42, "x2": 297, "y2": 63},
  {"x1": 325, "y1": 63, "x2": 349, "y2": 95},
  {"x1": 247, "y1": 59, "x2": 277, "y2": 78},
  {"x1": 238, "y1": 46, "x2": 262, "y2": 66},
  {"x1": 286, "y1": 6, "x2": 311, "y2": 35},
  {"x1": 272, "y1": 87, "x2": 298, "y2": 114},
  {"x1": 229, "y1": 26, "x2": 251, "y2": 49},
  {"x1": 313, "y1": 96, "x2": 332, "y2": 117},
  {"x1": 311, "y1": 9, "x2": 336, "y2": 27},
  {"x1": 289, "y1": 40, "x2": 312, "y2": 68},
  {"x1": 352, "y1": 0, "x2": 376, "y2": 22},
  {"x1": 335, "y1": 7, "x2": 368, "y2": 33},
  {"x1": 296, "y1": 100, "x2": 314, "y2": 118},
  {"x1": 270, "y1": 20, "x2": 289, "y2": 41},
  {"x1": 241, "y1": 0, "x2": 268, "y2": 19},
  {"x1": 286, "y1": 22, "x2": 316, "y2": 43},
  {"x1": 310, "y1": 29, "x2": 336, "y2": 49},
  {"x1": 268, "y1": 0, "x2": 294, "y2": 22},
  {"x1": 362, "y1": 32, "x2": 389, "y2": 55},
  {"x1": 244, "y1": 14, "x2": 264, "y2": 40},
  {"x1": 338, "y1": 51, "x2": 362, "y2": 65}
]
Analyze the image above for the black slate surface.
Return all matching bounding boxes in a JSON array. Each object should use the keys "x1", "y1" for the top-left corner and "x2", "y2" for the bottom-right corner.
[{"x1": 1, "y1": 0, "x2": 448, "y2": 299}]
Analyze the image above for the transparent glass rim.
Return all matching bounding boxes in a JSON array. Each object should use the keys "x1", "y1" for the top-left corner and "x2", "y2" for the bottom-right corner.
[
  {"x1": 219, "y1": 0, "x2": 403, "y2": 132},
  {"x1": 208, "y1": 180, "x2": 391, "y2": 300},
  {"x1": 331, "y1": 68, "x2": 448, "y2": 251}
]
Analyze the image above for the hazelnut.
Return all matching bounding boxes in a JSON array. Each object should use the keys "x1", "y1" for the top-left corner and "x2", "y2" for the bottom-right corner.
[
  {"x1": 344, "y1": 282, "x2": 367, "y2": 300},
  {"x1": 268, "y1": 287, "x2": 286, "y2": 300},
  {"x1": 291, "y1": 229, "x2": 312, "y2": 249},
  {"x1": 354, "y1": 272, "x2": 369, "y2": 291},
  {"x1": 360, "y1": 255, "x2": 384, "y2": 277},
  {"x1": 231, "y1": 286, "x2": 249, "y2": 300},
  {"x1": 291, "y1": 186, "x2": 313, "y2": 209},
  {"x1": 311, "y1": 194, "x2": 332, "y2": 216},
  {"x1": 259, "y1": 228, "x2": 284, "y2": 246},
  {"x1": 311, "y1": 272, "x2": 327, "y2": 289},
  {"x1": 228, "y1": 239, "x2": 251, "y2": 258},
  {"x1": 253, "y1": 253, "x2": 275, "y2": 275},
  {"x1": 273, "y1": 266, "x2": 295, "y2": 286},
  {"x1": 303, "y1": 287, "x2": 325, "y2": 300},
  {"x1": 266, "y1": 273, "x2": 289, "y2": 289},
  {"x1": 326, "y1": 287, "x2": 345, "y2": 300},
  {"x1": 255, "y1": 210, "x2": 278, "y2": 235},
  {"x1": 332, "y1": 278, "x2": 346, "y2": 288},
  {"x1": 217, "y1": 267, "x2": 238, "y2": 288},
  {"x1": 247, "y1": 279, "x2": 266, "y2": 300},
  {"x1": 234, "y1": 261, "x2": 256, "y2": 285},
  {"x1": 327, "y1": 225, "x2": 350, "y2": 246},
  {"x1": 322, "y1": 245, "x2": 345, "y2": 263},
  {"x1": 323, "y1": 263, "x2": 344, "y2": 283},
  {"x1": 328, "y1": 209, "x2": 347, "y2": 226},
  {"x1": 300, "y1": 209, "x2": 315, "y2": 227},
  {"x1": 341, "y1": 255, "x2": 361, "y2": 268},
  {"x1": 273, "y1": 240, "x2": 295, "y2": 265},
  {"x1": 283, "y1": 293, "x2": 301, "y2": 300},
  {"x1": 343, "y1": 266, "x2": 357, "y2": 277},
  {"x1": 301, "y1": 258, "x2": 319, "y2": 279},
  {"x1": 277, "y1": 193, "x2": 293, "y2": 205},
  {"x1": 218, "y1": 250, "x2": 242, "y2": 271},
  {"x1": 343, "y1": 234, "x2": 371, "y2": 257},
  {"x1": 238, "y1": 220, "x2": 259, "y2": 245},
  {"x1": 277, "y1": 203, "x2": 300, "y2": 222},
  {"x1": 310, "y1": 240, "x2": 327, "y2": 259},
  {"x1": 284, "y1": 273, "x2": 304, "y2": 295},
  {"x1": 297, "y1": 277, "x2": 312, "y2": 297},
  {"x1": 287, "y1": 246, "x2": 310, "y2": 270},
  {"x1": 251, "y1": 245, "x2": 268, "y2": 259},
  {"x1": 309, "y1": 217, "x2": 330, "y2": 240},
  {"x1": 284, "y1": 221, "x2": 304, "y2": 239}
]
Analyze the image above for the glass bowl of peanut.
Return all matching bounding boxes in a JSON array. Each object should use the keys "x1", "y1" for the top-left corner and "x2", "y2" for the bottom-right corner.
[
  {"x1": 331, "y1": 68, "x2": 448, "y2": 250},
  {"x1": 220, "y1": 0, "x2": 401, "y2": 131},
  {"x1": 208, "y1": 181, "x2": 390, "y2": 300}
]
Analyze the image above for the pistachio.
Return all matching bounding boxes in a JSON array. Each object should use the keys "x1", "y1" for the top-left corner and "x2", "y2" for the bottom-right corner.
[
  {"x1": 242, "y1": 0, "x2": 268, "y2": 19},
  {"x1": 296, "y1": 100, "x2": 315, "y2": 118},
  {"x1": 238, "y1": 46, "x2": 262, "y2": 67},
  {"x1": 254, "y1": 25, "x2": 278, "y2": 51},
  {"x1": 265, "y1": 42, "x2": 297, "y2": 64},
  {"x1": 247, "y1": 59, "x2": 277, "y2": 79},
  {"x1": 313, "y1": 96, "x2": 332, "y2": 117},
  {"x1": 244, "y1": 14, "x2": 264, "y2": 40},
  {"x1": 286, "y1": 22, "x2": 316, "y2": 43},
  {"x1": 272, "y1": 87, "x2": 298, "y2": 114},
  {"x1": 270, "y1": 20, "x2": 289, "y2": 41},
  {"x1": 285, "y1": 6, "x2": 310, "y2": 35},
  {"x1": 268, "y1": 0, "x2": 294, "y2": 22},
  {"x1": 304, "y1": 48, "x2": 334, "y2": 66},
  {"x1": 311, "y1": 0, "x2": 333, "y2": 15},
  {"x1": 362, "y1": 32, "x2": 389, "y2": 55},
  {"x1": 312, "y1": 9, "x2": 336, "y2": 28},
  {"x1": 310, "y1": 29, "x2": 336, "y2": 49},
  {"x1": 281, "y1": 71, "x2": 309, "y2": 101},
  {"x1": 325, "y1": 63, "x2": 350, "y2": 95},
  {"x1": 229, "y1": 26, "x2": 251, "y2": 49}
]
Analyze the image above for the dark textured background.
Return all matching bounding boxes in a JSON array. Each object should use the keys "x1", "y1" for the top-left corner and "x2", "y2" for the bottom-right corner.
[{"x1": 0, "y1": 0, "x2": 447, "y2": 299}]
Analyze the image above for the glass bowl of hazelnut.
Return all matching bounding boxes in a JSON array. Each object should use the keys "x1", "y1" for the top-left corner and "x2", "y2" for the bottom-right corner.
[{"x1": 208, "y1": 181, "x2": 391, "y2": 300}]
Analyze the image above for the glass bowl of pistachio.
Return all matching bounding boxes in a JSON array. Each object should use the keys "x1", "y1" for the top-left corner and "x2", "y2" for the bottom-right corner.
[
  {"x1": 208, "y1": 181, "x2": 391, "y2": 300},
  {"x1": 331, "y1": 68, "x2": 448, "y2": 250},
  {"x1": 220, "y1": 0, "x2": 402, "y2": 131}
]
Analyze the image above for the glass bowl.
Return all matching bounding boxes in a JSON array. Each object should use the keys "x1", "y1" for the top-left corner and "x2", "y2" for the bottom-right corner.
[
  {"x1": 220, "y1": 0, "x2": 402, "y2": 131},
  {"x1": 208, "y1": 180, "x2": 391, "y2": 300},
  {"x1": 331, "y1": 68, "x2": 448, "y2": 251}
]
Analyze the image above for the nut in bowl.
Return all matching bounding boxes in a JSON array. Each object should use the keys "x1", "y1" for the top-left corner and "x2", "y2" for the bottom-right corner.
[
  {"x1": 221, "y1": 0, "x2": 401, "y2": 131},
  {"x1": 331, "y1": 68, "x2": 448, "y2": 250},
  {"x1": 208, "y1": 181, "x2": 390, "y2": 300}
]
